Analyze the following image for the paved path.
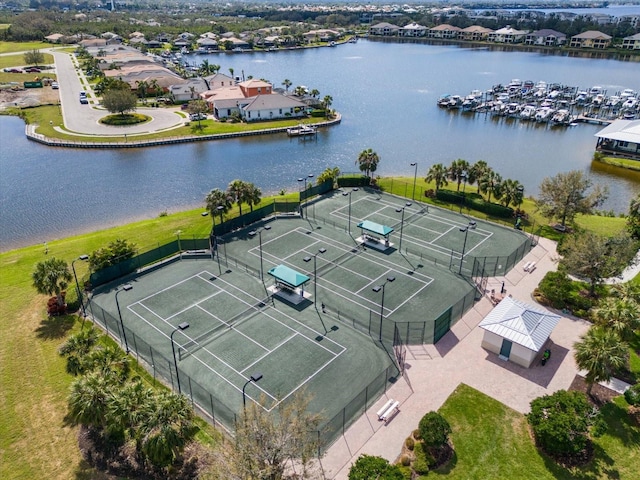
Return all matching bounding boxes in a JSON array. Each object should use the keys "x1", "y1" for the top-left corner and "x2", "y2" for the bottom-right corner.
[
  {"x1": 322, "y1": 237, "x2": 593, "y2": 479},
  {"x1": 51, "y1": 50, "x2": 186, "y2": 136}
]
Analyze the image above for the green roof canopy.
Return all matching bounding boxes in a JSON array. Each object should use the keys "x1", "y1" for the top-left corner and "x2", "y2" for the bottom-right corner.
[
  {"x1": 268, "y1": 265, "x2": 310, "y2": 288},
  {"x1": 357, "y1": 220, "x2": 394, "y2": 236}
]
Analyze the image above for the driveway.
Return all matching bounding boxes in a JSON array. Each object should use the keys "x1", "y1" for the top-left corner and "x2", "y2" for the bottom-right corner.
[
  {"x1": 51, "y1": 51, "x2": 185, "y2": 135},
  {"x1": 322, "y1": 237, "x2": 591, "y2": 479}
]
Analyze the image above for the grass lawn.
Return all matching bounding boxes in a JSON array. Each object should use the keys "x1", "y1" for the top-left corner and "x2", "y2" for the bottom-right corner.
[
  {"x1": 430, "y1": 384, "x2": 640, "y2": 480},
  {"x1": 0, "y1": 41, "x2": 51, "y2": 54},
  {"x1": 597, "y1": 156, "x2": 640, "y2": 172},
  {"x1": 0, "y1": 53, "x2": 54, "y2": 70}
]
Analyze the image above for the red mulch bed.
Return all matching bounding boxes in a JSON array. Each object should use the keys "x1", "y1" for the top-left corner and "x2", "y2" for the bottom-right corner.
[{"x1": 568, "y1": 375, "x2": 620, "y2": 406}]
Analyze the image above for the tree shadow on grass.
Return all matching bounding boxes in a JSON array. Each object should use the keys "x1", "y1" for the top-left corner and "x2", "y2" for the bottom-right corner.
[
  {"x1": 539, "y1": 436, "x2": 619, "y2": 480},
  {"x1": 35, "y1": 313, "x2": 75, "y2": 340},
  {"x1": 599, "y1": 400, "x2": 640, "y2": 449}
]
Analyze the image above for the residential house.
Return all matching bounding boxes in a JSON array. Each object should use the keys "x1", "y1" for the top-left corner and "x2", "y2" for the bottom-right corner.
[
  {"x1": 203, "y1": 73, "x2": 235, "y2": 90},
  {"x1": 570, "y1": 30, "x2": 612, "y2": 49},
  {"x1": 460, "y1": 26, "x2": 493, "y2": 42},
  {"x1": 238, "y1": 79, "x2": 272, "y2": 97},
  {"x1": 45, "y1": 33, "x2": 65, "y2": 43},
  {"x1": 488, "y1": 26, "x2": 528, "y2": 44},
  {"x1": 400, "y1": 23, "x2": 427, "y2": 37},
  {"x1": 243, "y1": 94, "x2": 308, "y2": 122},
  {"x1": 428, "y1": 24, "x2": 462, "y2": 39},
  {"x1": 524, "y1": 29, "x2": 567, "y2": 47},
  {"x1": 169, "y1": 79, "x2": 209, "y2": 102},
  {"x1": 223, "y1": 37, "x2": 251, "y2": 50},
  {"x1": 196, "y1": 38, "x2": 218, "y2": 51},
  {"x1": 303, "y1": 29, "x2": 340, "y2": 43},
  {"x1": 595, "y1": 120, "x2": 640, "y2": 160},
  {"x1": 369, "y1": 22, "x2": 400, "y2": 36},
  {"x1": 622, "y1": 33, "x2": 640, "y2": 50}
]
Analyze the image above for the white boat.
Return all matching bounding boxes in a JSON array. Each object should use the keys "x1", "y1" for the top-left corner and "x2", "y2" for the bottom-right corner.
[
  {"x1": 437, "y1": 94, "x2": 451, "y2": 107},
  {"x1": 592, "y1": 93, "x2": 605, "y2": 107},
  {"x1": 535, "y1": 106, "x2": 554, "y2": 122},
  {"x1": 551, "y1": 109, "x2": 571, "y2": 125},
  {"x1": 287, "y1": 124, "x2": 317, "y2": 137},
  {"x1": 606, "y1": 95, "x2": 620, "y2": 108},
  {"x1": 519, "y1": 104, "x2": 537, "y2": 120},
  {"x1": 447, "y1": 95, "x2": 463, "y2": 109},
  {"x1": 622, "y1": 98, "x2": 638, "y2": 110},
  {"x1": 506, "y1": 102, "x2": 521, "y2": 117},
  {"x1": 589, "y1": 86, "x2": 604, "y2": 96}
]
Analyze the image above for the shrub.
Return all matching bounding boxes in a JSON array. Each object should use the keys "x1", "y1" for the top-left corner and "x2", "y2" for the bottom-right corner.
[
  {"x1": 418, "y1": 411, "x2": 451, "y2": 448},
  {"x1": 399, "y1": 454, "x2": 411, "y2": 466},
  {"x1": 89, "y1": 238, "x2": 137, "y2": 270},
  {"x1": 348, "y1": 455, "x2": 405, "y2": 480},
  {"x1": 412, "y1": 428, "x2": 421, "y2": 440},
  {"x1": 99, "y1": 113, "x2": 149, "y2": 126},
  {"x1": 396, "y1": 465, "x2": 412, "y2": 480},
  {"x1": 624, "y1": 383, "x2": 640, "y2": 406},
  {"x1": 404, "y1": 436, "x2": 414, "y2": 450},
  {"x1": 527, "y1": 390, "x2": 598, "y2": 460},
  {"x1": 537, "y1": 270, "x2": 572, "y2": 309},
  {"x1": 412, "y1": 445, "x2": 430, "y2": 475}
]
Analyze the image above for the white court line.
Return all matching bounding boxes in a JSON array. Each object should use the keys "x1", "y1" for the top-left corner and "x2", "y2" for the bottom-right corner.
[
  {"x1": 239, "y1": 331, "x2": 299, "y2": 374},
  {"x1": 194, "y1": 304, "x2": 269, "y2": 352}
]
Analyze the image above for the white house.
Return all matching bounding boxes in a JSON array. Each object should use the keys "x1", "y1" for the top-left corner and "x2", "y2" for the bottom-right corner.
[
  {"x1": 489, "y1": 26, "x2": 528, "y2": 44},
  {"x1": 524, "y1": 29, "x2": 567, "y2": 47},
  {"x1": 243, "y1": 94, "x2": 308, "y2": 122},
  {"x1": 622, "y1": 33, "x2": 640, "y2": 50},
  {"x1": 169, "y1": 79, "x2": 209, "y2": 102},
  {"x1": 401, "y1": 23, "x2": 427, "y2": 37},
  {"x1": 369, "y1": 22, "x2": 400, "y2": 36},
  {"x1": 479, "y1": 296, "x2": 560, "y2": 368},
  {"x1": 595, "y1": 119, "x2": 640, "y2": 160}
]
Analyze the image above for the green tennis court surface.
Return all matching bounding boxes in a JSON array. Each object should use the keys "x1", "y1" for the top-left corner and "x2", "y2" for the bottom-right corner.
[{"x1": 89, "y1": 188, "x2": 531, "y2": 445}]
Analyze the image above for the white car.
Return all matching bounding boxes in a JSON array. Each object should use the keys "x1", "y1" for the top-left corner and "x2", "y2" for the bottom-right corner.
[
  {"x1": 189, "y1": 113, "x2": 207, "y2": 121},
  {"x1": 51, "y1": 82, "x2": 59, "y2": 89}
]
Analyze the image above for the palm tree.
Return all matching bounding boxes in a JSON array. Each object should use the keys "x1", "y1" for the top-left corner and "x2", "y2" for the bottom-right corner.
[
  {"x1": 149, "y1": 79, "x2": 161, "y2": 102},
  {"x1": 611, "y1": 282, "x2": 640, "y2": 303},
  {"x1": 199, "y1": 59, "x2": 212, "y2": 76},
  {"x1": 574, "y1": 326, "x2": 628, "y2": 396},
  {"x1": 467, "y1": 160, "x2": 490, "y2": 194},
  {"x1": 356, "y1": 148, "x2": 380, "y2": 178},
  {"x1": 294, "y1": 85, "x2": 307, "y2": 97},
  {"x1": 227, "y1": 179, "x2": 248, "y2": 217},
  {"x1": 211, "y1": 64, "x2": 221, "y2": 74},
  {"x1": 282, "y1": 79, "x2": 292, "y2": 92},
  {"x1": 58, "y1": 327, "x2": 99, "y2": 376},
  {"x1": 229, "y1": 67, "x2": 235, "y2": 80},
  {"x1": 499, "y1": 178, "x2": 524, "y2": 208},
  {"x1": 478, "y1": 170, "x2": 503, "y2": 204},
  {"x1": 317, "y1": 166, "x2": 340, "y2": 187},
  {"x1": 32, "y1": 258, "x2": 73, "y2": 309},
  {"x1": 321, "y1": 95, "x2": 333, "y2": 117},
  {"x1": 135, "y1": 80, "x2": 149, "y2": 104},
  {"x1": 425, "y1": 163, "x2": 449, "y2": 192},
  {"x1": 205, "y1": 188, "x2": 233, "y2": 220},
  {"x1": 84, "y1": 344, "x2": 131, "y2": 383},
  {"x1": 592, "y1": 297, "x2": 640, "y2": 342},
  {"x1": 108, "y1": 379, "x2": 152, "y2": 453},
  {"x1": 310, "y1": 88, "x2": 320, "y2": 99},
  {"x1": 68, "y1": 372, "x2": 113, "y2": 428},
  {"x1": 245, "y1": 183, "x2": 262, "y2": 212},
  {"x1": 448, "y1": 158, "x2": 469, "y2": 192},
  {"x1": 140, "y1": 391, "x2": 195, "y2": 467}
]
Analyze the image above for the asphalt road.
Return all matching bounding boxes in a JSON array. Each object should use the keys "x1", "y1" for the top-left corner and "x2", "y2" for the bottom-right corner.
[{"x1": 51, "y1": 51, "x2": 185, "y2": 135}]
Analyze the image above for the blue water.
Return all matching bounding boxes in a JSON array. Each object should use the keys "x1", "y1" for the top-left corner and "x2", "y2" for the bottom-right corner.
[{"x1": 1, "y1": 40, "x2": 639, "y2": 251}]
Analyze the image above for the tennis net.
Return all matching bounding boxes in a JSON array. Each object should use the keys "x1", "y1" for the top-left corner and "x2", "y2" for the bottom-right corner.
[{"x1": 179, "y1": 298, "x2": 270, "y2": 359}]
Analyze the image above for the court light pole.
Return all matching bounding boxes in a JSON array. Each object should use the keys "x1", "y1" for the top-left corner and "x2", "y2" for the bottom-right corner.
[
  {"x1": 459, "y1": 173, "x2": 467, "y2": 213},
  {"x1": 395, "y1": 202, "x2": 412, "y2": 252},
  {"x1": 372, "y1": 276, "x2": 395, "y2": 341},
  {"x1": 303, "y1": 247, "x2": 327, "y2": 300},
  {"x1": 341, "y1": 187, "x2": 359, "y2": 235},
  {"x1": 410, "y1": 162, "x2": 418, "y2": 202},
  {"x1": 249, "y1": 225, "x2": 271, "y2": 281},
  {"x1": 71, "y1": 254, "x2": 89, "y2": 317},
  {"x1": 115, "y1": 284, "x2": 133, "y2": 353},
  {"x1": 458, "y1": 221, "x2": 475, "y2": 275},
  {"x1": 242, "y1": 372, "x2": 263, "y2": 409},
  {"x1": 170, "y1": 322, "x2": 190, "y2": 394}
]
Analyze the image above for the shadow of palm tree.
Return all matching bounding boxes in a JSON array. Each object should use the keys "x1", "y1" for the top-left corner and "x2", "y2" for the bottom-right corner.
[{"x1": 35, "y1": 314, "x2": 75, "y2": 340}]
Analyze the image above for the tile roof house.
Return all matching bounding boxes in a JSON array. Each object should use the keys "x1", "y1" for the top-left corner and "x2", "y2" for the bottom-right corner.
[
  {"x1": 479, "y1": 296, "x2": 560, "y2": 368},
  {"x1": 460, "y1": 25, "x2": 493, "y2": 41},
  {"x1": 169, "y1": 79, "x2": 209, "y2": 102},
  {"x1": 369, "y1": 22, "x2": 400, "y2": 36},
  {"x1": 243, "y1": 94, "x2": 308, "y2": 122},
  {"x1": 400, "y1": 23, "x2": 427, "y2": 37},
  {"x1": 622, "y1": 32, "x2": 640, "y2": 50},
  {"x1": 489, "y1": 26, "x2": 528, "y2": 44},
  {"x1": 429, "y1": 24, "x2": 462, "y2": 39},
  {"x1": 570, "y1": 30, "x2": 612, "y2": 49},
  {"x1": 203, "y1": 73, "x2": 235, "y2": 90},
  {"x1": 524, "y1": 29, "x2": 567, "y2": 47}
]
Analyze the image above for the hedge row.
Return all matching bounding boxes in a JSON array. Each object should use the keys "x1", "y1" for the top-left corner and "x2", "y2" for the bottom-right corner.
[{"x1": 435, "y1": 189, "x2": 514, "y2": 219}]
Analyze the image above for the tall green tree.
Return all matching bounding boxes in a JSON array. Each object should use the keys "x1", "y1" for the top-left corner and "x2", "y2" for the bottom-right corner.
[
  {"x1": 244, "y1": 182, "x2": 262, "y2": 212},
  {"x1": 627, "y1": 192, "x2": 640, "y2": 239},
  {"x1": 448, "y1": 158, "x2": 469, "y2": 192},
  {"x1": 467, "y1": 160, "x2": 490, "y2": 194},
  {"x1": 135, "y1": 79, "x2": 149, "y2": 103},
  {"x1": 356, "y1": 148, "x2": 379, "y2": 178},
  {"x1": 24, "y1": 48, "x2": 44, "y2": 66},
  {"x1": 560, "y1": 231, "x2": 637, "y2": 296},
  {"x1": 227, "y1": 179, "x2": 248, "y2": 217},
  {"x1": 281, "y1": 78, "x2": 292, "y2": 92},
  {"x1": 425, "y1": 163, "x2": 449, "y2": 192},
  {"x1": 321, "y1": 94, "x2": 333, "y2": 117},
  {"x1": 349, "y1": 454, "x2": 405, "y2": 480},
  {"x1": 478, "y1": 170, "x2": 503, "y2": 204},
  {"x1": 32, "y1": 257, "x2": 72, "y2": 308},
  {"x1": 58, "y1": 327, "x2": 100, "y2": 376},
  {"x1": 317, "y1": 166, "x2": 340, "y2": 187},
  {"x1": 592, "y1": 297, "x2": 640, "y2": 342},
  {"x1": 102, "y1": 88, "x2": 137, "y2": 116},
  {"x1": 499, "y1": 178, "x2": 524, "y2": 208},
  {"x1": 205, "y1": 188, "x2": 233, "y2": 220},
  {"x1": 536, "y1": 170, "x2": 608, "y2": 227},
  {"x1": 187, "y1": 99, "x2": 209, "y2": 129},
  {"x1": 68, "y1": 372, "x2": 114, "y2": 428},
  {"x1": 574, "y1": 326, "x2": 628, "y2": 396}
]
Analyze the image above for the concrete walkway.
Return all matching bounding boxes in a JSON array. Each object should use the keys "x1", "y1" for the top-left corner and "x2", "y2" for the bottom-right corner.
[{"x1": 322, "y1": 237, "x2": 594, "y2": 479}]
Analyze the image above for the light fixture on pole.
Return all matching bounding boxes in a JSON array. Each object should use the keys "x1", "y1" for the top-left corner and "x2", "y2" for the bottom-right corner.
[
  {"x1": 341, "y1": 187, "x2": 359, "y2": 234},
  {"x1": 395, "y1": 202, "x2": 412, "y2": 252},
  {"x1": 175, "y1": 229, "x2": 182, "y2": 255},
  {"x1": 372, "y1": 276, "x2": 395, "y2": 341},
  {"x1": 71, "y1": 254, "x2": 89, "y2": 317},
  {"x1": 249, "y1": 225, "x2": 272, "y2": 281},
  {"x1": 115, "y1": 284, "x2": 133, "y2": 353},
  {"x1": 303, "y1": 247, "x2": 327, "y2": 301},
  {"x1": 410, "y1": 162, "x2": 418, "y2": 201},
  {"x1": 170, "y1": 322, "x2": 190, "y2": 394},
  {"x1": 297, "y1": 173, "x2": 314, "y2": 192},
  {"x1": 242, "y1": 372, "x2": 263, "y2": 409},
  {"x1": 458, "y1": 221, "x2": 475, "y2": 274}
]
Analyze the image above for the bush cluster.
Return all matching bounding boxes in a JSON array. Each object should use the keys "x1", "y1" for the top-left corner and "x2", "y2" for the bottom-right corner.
[
  {"x1": 435, "y1": 189, "x2": 514, "y2": 218},
  {"x1": 100, "y1": 113, "x2": 149, "y2": 126}
]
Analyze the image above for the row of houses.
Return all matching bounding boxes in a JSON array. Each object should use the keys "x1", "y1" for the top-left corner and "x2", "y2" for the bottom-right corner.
[{"x1": 369, "y1": 22, "x2": 640, "y2": 50}]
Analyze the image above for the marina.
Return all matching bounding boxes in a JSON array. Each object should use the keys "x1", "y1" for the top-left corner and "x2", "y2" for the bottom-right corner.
[{"x1": 438, "y1": 79, "x2": 640, "y2": 127}]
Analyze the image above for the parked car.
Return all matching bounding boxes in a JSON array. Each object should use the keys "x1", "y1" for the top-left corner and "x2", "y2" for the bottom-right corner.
[
  {"x1": 24, "y1": 67, "x2": 41, "y2": 73},
  {"x1": 79, "y1": 92, "x2": 87, "y2": 98},
  {"x1": 51, "y1": 82, "x2": 59, "y2": 89},
  {"x1": 3, "y1": 68, "x2": 22, "y2": 73},
  {"x1": 79, "y1": 97, "x2": 88, "y2": 104},
  {"x1": 189, "y1": 113, "x2": 207, "y2": 121}
]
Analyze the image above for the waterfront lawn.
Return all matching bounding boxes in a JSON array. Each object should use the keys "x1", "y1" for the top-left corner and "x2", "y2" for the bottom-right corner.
[
  {"x1": 598, "y1": 156, "x2": 640, "y2": 172},
  {"x1": 431, "y1": 384, "x2": 640, "y2": 480},
  {"x1": 0, "y1": 41, "x2": 51, "y2": 54}
]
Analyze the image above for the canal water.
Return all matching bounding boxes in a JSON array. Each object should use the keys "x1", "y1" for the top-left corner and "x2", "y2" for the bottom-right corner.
[{"x1": 1, "y1": 40, "x2": 639, "y2": 252}]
